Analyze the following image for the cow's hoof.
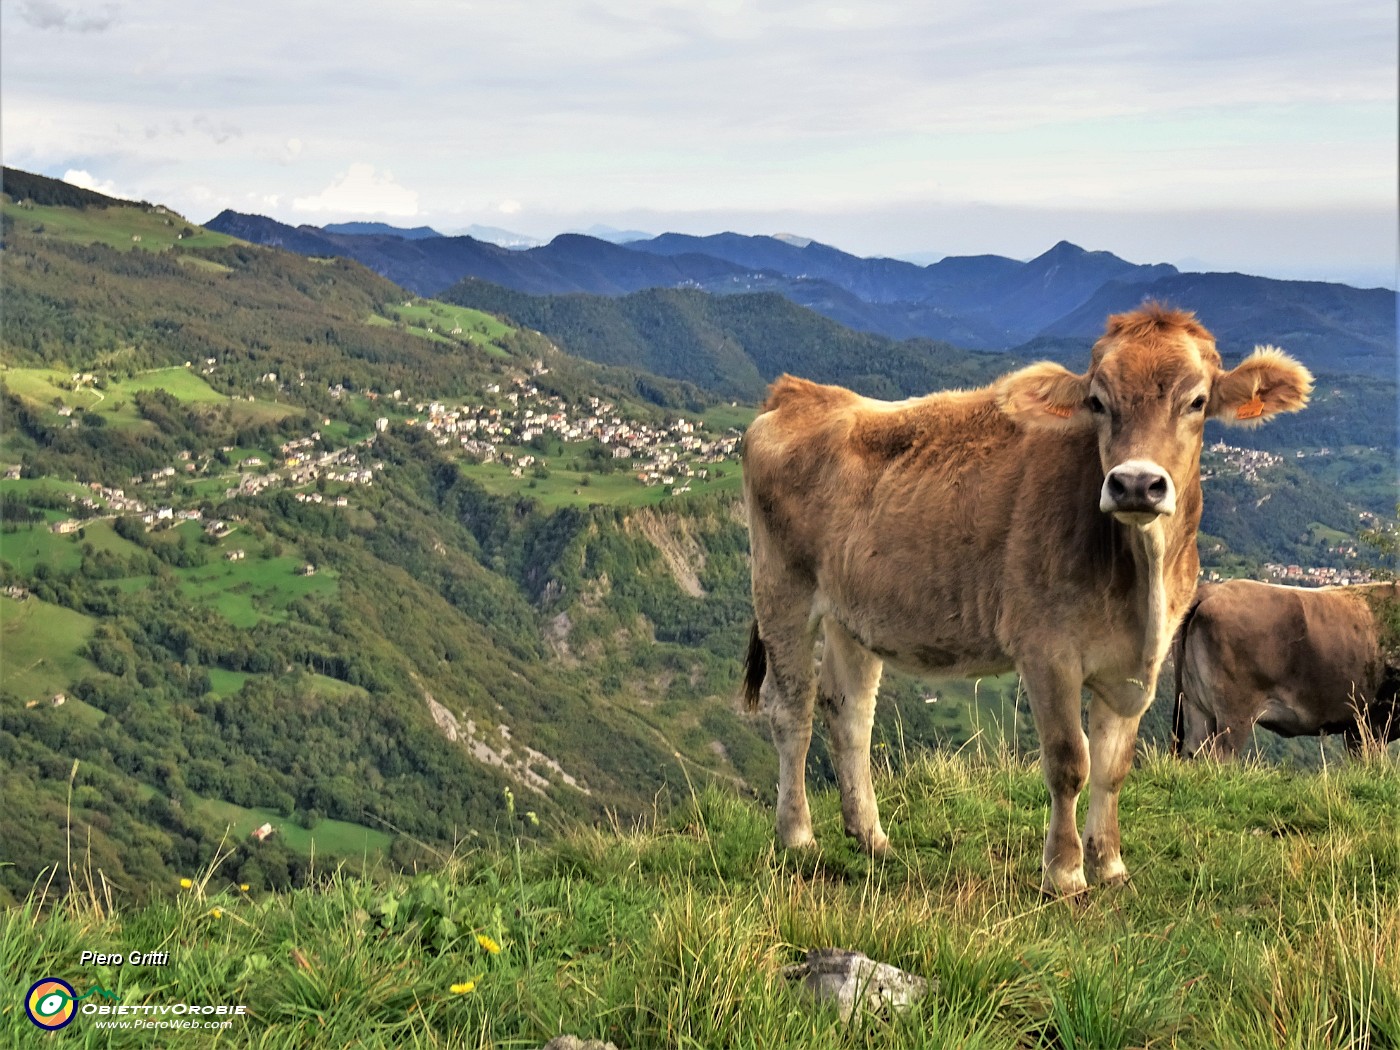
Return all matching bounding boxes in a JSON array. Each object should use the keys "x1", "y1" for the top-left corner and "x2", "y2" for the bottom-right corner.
[
  {"x1": 779, "y1": 829, "x2": 817, "y2": 851},
  {"x1": 863, "y1": 831, "x2": 891, "y2": 857},
  {"x1": 1088, "y1": 858, "x2": 1129, "y2": 886},
  {"x1": 1041, "y1": 867, "x2": 1089, "y2": 899}
]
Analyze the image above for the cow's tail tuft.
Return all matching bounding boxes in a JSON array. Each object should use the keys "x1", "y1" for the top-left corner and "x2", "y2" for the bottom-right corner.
[
  {"x1": 1171, "y1": 589, "x2": 1209, "y2": 757},
  {"x1": 740, "y1": 621, "x2": 767, "y2": 712}
]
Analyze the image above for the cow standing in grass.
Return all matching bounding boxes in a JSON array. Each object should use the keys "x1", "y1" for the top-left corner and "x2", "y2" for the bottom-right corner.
[
  {"x1": 1172, "y1": 579, "x2": 1400, "y2": 759},
  {"x1": 740, "y1": 304, "x2": 1313, "y2": 895}
]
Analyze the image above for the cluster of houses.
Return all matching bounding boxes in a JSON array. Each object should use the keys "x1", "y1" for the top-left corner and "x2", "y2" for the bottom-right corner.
[
  {"x1": 49, "y1": 483, "x2": 153, "y2": 533},
  {"x1": 37, "y1": 428, "x2": 382, "y2": 533},
  {"x1": 1200, "y1": 441, "x2": 1284, "y2": 482},
  {"x1": 407, "y1": 381, "x2": 740, "y2": 490},
  {"x1": 1261, "y1": 563, "x2": 1377, "y2": 587},
  {"x1": 283, "y1": 438, "x2": 380, "y2": 492},
  {"x1": 293, "y1": 492, "x2": 350, "y2": 507}
]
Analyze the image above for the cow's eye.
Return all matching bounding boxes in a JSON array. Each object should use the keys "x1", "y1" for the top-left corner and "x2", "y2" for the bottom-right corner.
[
  {"x1": 1086, "y1": 395, "x2": 1106, "y2": 415},
  {"x1": 1188, "y1": 395, "x2": 1207, "y2": 413}
]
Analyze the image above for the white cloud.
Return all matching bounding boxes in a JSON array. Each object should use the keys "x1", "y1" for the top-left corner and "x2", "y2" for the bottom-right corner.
[
  {"x1": 61, "y1": 169, "x2": 132, "y2": 199},
  {"x1": 2, "y1": 1, "x2": 1391, "y2": 277},
  {"x1": 292, "y1": 164, "x2": 419, "y2": 216}
]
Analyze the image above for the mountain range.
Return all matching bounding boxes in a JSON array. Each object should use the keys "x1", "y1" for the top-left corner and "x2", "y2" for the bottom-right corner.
[{"x1": 206, "y1": 210, "x2": 1397, "y2": 374}]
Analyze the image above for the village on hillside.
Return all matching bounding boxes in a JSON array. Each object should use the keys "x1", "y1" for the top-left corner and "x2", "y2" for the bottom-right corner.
[
  {"x1": 21, "y1": 367, "x2": 745, "y2": 540},
  {"x1": 405, "y1": 373, "x2": 740, "y2": 492}
]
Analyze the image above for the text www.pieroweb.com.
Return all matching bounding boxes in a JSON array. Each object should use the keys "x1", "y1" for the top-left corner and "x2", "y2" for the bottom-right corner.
[{"x1": 92, "y1": 1017, "x2": 235, "y2": 1032}]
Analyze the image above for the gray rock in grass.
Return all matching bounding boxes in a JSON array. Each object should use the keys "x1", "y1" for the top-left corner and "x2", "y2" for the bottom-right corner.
[{"x1": 783, "y1": 947, "x2": 931, "y2": 1021}]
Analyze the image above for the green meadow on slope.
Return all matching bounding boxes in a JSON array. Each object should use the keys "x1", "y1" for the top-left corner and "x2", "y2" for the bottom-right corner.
[
  {"x1": 0, "y1": 175, "x2": 1059, "y2": 906},
  {"x1": 4, "y1": 750, "x2": 1398, "y2": 1049},
  {"x1": 1, "y1": 169, "x2": 1392, "y2": 938}
]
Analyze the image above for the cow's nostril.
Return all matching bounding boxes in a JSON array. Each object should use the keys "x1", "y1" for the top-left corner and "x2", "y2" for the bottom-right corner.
[
  {"x1": 1147, "y1": 476, "x2": 1169, "y2": 501},
  {"x1": 1106, "y1": 473, "x2": 1128, "y2": 499}
]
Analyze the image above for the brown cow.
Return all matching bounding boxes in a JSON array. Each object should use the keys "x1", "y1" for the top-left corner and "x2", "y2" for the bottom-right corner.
[
  {"x1": 1172, "y1": 580, "x2": 1400, "y2": 759},
  {"x1": 740, "y1": 304, "x2": 1312, "y2": 895}
]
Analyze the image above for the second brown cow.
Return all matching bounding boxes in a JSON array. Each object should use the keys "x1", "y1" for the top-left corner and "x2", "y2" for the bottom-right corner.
[
  {"x1": 741, "y1": 304, "x2": 1313, "y2": 895},
  {"x1": 1172, "y1": 579, "x2": 1400, "y2": 759}
]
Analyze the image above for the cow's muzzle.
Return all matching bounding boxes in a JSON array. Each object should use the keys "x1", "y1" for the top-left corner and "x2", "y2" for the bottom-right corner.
[{"x1": 1100, "y1": 459, "x2": 1175, "y2": 524}]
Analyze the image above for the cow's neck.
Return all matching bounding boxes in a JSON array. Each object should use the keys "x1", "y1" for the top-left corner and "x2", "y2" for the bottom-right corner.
[
  {"x1": 1118, "y1": 480, "x2": 1201, "y2": 685},
  {"x1": 1124, "y1": 519, "x2": 1170, "y2": 685}
]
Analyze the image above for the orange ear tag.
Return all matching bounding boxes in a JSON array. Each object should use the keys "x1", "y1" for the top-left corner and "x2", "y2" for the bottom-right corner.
[
  {"x1": 1044, "y1": 403, "x2": 1075, "y2": 419},
  {"x1": 1236, "y1": 394, "x2": 1265, "y2": 420}
]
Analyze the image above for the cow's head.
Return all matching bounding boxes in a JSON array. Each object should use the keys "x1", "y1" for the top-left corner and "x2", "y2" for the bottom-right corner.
[{"x1": 996, "y1": 304, "x2": 1313, "y2": 527}]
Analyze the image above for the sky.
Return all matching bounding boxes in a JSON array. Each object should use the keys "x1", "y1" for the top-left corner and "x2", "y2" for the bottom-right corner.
[{"x1": 3, "y1": 0, "x2": 1397, "y2": 287}]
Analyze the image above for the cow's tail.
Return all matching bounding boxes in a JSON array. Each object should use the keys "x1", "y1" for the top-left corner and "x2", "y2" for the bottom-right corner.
[
  {"x1": 1170, "y1": 590, "x2": 1209, "y2": 756},
  {"x1": 740, "y1": 621, "x2": 767, "y2": 712}
]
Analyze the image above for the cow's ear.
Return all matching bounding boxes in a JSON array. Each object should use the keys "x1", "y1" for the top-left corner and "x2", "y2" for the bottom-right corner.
[
  {"x1": 996, "y1": 362, "x2": 1092, "y2": 429},
  {"x1": 1210, "y1": 346, "x2": 1313, "y2": 427}
]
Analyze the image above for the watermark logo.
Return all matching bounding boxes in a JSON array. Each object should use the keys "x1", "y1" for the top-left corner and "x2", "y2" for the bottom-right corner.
[
  {"x1": 25, "y1": 979, "x2": 77, "y2": 1031},
  {"x1": 24, "y1": 979, "x2": 119, "y2": 1030}
]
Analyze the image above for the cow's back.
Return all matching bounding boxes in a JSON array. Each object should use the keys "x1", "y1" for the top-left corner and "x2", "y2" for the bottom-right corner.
[{"x1": 742, "y1": 374, "x2": 1101, "y2": 674}]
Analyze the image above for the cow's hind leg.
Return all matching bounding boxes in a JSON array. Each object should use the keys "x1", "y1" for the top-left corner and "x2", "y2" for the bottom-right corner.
[
  {"x1": 1205, "y1": 718, "x2": 1249, "y2": 761},
  {"x1": 1083, "y1": 686, "x2": 1150, "y2": 885},
  {"x1": 1021, "y1": 660, "x2": 1090, "y2": 896},
  {"x1": 1179, "y1": 705, "x2": 1217, "y2": 759},
  {"x1": 757, "y1": 608, "x2": 821, "y2": 850},
  {"x1": 817, "y1": 621, "x2": 888, "y2": 855}
]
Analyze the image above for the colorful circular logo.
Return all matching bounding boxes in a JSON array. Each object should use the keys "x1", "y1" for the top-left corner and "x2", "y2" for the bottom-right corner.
[{"x1": 25, "y1": 978, "x2": 78, "y2": 1030}]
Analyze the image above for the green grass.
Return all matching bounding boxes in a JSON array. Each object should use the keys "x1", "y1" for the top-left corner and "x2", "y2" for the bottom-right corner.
[
  {"x1": 701, "y1": 403, "x2": 758, "y2": 433},
  {"x1": 461, "y1": 458, "x2": 743, "y2": 510},
  {"x1": 207, "y1": 667, "x2": 253, "y2": 697},
  {"x1": 2, "y1": 365, "x2": 224, "y2": 427},
  {"x1": 192, "y1": 796, "x2": 393, "y2": 859},
  {"x1": 119, "y1": 368, "x2": 227, "y2": 402},
  {"x1": 0, "y1": 521, "x2": 335, "y2": 631},
  {"x1": 368, "y1": 301, "x2": 514, "y2": 359},
  {"x1": 177, "y1": 555, "x2": 339, "y2": 628},
  {"x1": 0, "y1": 594, "x2": 99, "y2": 699},
  {"x1": 69, "y1": 518, "x2": 146, "y2": 559},
  {"x1": 1, "y1": 364, "x2": 296, "y2": 428},
  {"x1": 0, "y1": 477, "x2": 97, "y2": 500},
  {"x1": 1, "y1": 199, "x2": 238, "y2": 253},
  {"x1": 0, "y1": 367, "x2": 92, "y2": 410},
  {"x1": 1306, "y1": 521, "x2": 1354, "y2": 545},
  {"x1": 5, "y1": 749, "x2": 1398, "y2": 1048}
]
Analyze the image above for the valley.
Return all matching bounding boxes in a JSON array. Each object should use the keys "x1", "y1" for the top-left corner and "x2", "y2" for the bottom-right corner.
[{"x1": 0, "y1": 168, "x2": 1394, "y2": 907}]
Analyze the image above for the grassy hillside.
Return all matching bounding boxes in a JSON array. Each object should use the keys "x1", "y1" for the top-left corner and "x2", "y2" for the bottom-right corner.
[
  {"x1": 3, "y1": 198, "x2": 237, "y2": 254},
  {"x1": 4, "y1": 748, "x2": 1397, "y2": 1048},
  {"x1": 0, "y1": 173, "x2": 1392, "y2": 922}
]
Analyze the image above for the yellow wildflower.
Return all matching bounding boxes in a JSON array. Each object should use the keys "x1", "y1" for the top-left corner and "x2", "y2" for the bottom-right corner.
[
  {"x1": 209, "y1": 907, "x2": 223, "y2": 919},
  {"x1": 476, "y1": 934, "x2": 501, "y2": 955},
  {"x1": 239, "y1": 883, "x2": 250, "y2": 892},
  {"x1": 450, "y1": 979, "x2": 478, "y2": 995},
  {"x1": 179, "y1": 878, "x2": 193, "y2": 889}
]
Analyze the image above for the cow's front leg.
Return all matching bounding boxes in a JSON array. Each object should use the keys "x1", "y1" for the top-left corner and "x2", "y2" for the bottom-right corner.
[
  {"x1": 1083, "y1": 684, "x2": 1150, "y2": 885},
  {"x1": 817, "y1": 621, "x2": 888, "y2": 855},
  {"x1": 1022, "y1": 661, "x2": 1090, "y2": 896}
]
